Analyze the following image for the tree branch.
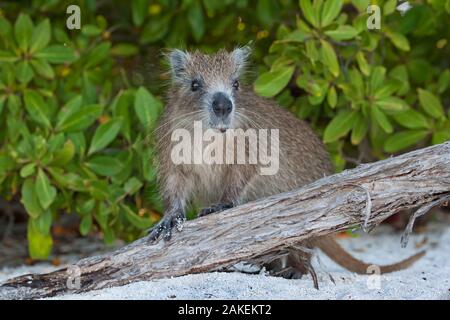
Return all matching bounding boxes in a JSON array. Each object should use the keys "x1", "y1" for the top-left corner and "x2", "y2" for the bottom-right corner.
[{"x1": 1, "y1": 142, "x2": 449, "y2": 300}]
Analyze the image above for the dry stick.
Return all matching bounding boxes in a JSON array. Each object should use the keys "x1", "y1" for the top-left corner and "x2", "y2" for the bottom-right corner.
[
  {"x1": 401, "y1": 194, "x2": 450, "y2": 248},
  {"x1": 1, "y1": 142, "x2": 450, "y2": 300}
]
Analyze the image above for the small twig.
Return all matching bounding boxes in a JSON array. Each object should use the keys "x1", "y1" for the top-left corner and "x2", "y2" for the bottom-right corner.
[
  {"x1": 401, "y1": 195, "x2": 450, "y2": 248},
  {"x1": 345, "y1": 184, "x2": 372, "y2": 232}
]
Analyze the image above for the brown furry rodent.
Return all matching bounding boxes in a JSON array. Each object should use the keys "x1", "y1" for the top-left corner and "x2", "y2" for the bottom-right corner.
[{"x1": 149, "y1": 47, "x2": 424, "y2": 280}]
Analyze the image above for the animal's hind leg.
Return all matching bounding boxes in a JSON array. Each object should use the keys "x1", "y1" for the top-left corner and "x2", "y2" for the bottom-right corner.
[
  {"x1": 264, "y1": 246, "x2": 319, "y2": 289},
  {"x1": 198, "y1": 202, "x2": 234, "y2": 217}
]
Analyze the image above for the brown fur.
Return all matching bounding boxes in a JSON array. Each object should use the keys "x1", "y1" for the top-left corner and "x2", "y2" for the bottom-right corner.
[{"x1": 152, "y1": 48, "x2": 424, "y2": 280}]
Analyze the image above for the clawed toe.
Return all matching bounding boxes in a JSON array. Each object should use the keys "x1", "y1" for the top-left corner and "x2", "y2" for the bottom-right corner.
[{"x1": 147, "y1": 212, "x2": 186, "y2": 242}]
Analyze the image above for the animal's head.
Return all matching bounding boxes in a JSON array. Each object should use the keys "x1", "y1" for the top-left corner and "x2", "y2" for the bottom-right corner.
[{"x1": 168, "y1": 47, "x2": 251, "y2": 132}]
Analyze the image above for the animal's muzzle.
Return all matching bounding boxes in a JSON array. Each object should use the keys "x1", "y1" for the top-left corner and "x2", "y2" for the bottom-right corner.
[{"x1": 212, "y1": 92, "x2": 232, "y2": 117}]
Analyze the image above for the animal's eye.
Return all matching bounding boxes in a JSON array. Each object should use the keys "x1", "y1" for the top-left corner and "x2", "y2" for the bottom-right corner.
[
  {"x1": 232, "y1": 80, "x2": 239, "y2": 90},
  {"x1": 191, "y1": 79, "x2": 201, "y2": 92}
]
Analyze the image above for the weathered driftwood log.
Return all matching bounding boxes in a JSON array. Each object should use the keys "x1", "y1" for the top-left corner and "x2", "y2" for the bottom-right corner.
[{"x1": 1, "y1": 142, "x2": 449, "y2": 299}]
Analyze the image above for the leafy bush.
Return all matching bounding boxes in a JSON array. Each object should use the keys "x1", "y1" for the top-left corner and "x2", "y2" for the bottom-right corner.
[
  {"x1": 254, "y1": 0, "x2": 450, "y2": 170},
  {"x1": 0, "y1": 0, "x2": 448, "y2": 259},
  {"x1": 0, "y1": 11, "x2": 167, "y2": 259}
]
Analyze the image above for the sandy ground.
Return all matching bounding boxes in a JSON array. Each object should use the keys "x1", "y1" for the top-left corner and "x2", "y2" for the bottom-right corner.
[{"x1": 1, "y1": 223, "x2": 449, "y2": 300}]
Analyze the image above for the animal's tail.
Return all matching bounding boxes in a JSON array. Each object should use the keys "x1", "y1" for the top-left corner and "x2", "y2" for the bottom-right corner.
[{"x1": 314, "y1": 236, "x2": 426, "y2": 274}]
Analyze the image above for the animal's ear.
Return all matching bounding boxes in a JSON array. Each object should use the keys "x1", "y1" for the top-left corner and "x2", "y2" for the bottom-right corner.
[
  {"x1": 168, "y1": 49, "x2": 189, "y2": 79},
  {"x1": 231, "y1": 46, "x2": 251, "y2": 73}
]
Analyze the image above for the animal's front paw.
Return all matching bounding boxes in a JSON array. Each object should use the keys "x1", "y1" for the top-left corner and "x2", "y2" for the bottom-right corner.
[
  {"x1": 198, "y1": 202, "x2": 234, "y2": 217},
  {"x1": 147, "y1": 211, "x2": 186, "y2": 242}
]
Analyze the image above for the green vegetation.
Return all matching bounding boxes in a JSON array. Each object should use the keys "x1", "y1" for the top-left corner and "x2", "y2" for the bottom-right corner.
[{"x1": 0, "y1": 0, "x2": 448, "y2": 259}]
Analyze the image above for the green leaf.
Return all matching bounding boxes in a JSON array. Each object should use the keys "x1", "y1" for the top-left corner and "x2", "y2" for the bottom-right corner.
[
  {"x1": 320, "y1": 40, "x2": 340, "y2": 77},
  {"x1": 20, "y1": 163, "x2": 36, "y2": 178},
  {"x1": 47, "y1": 133, "x2": 65, "y2": 153},
  {"x1": 68, "y1": 132, "x2": 86, "y2": 157},
  {"x1": 85, "y1": 42, "x2": 111, "y2": 69},
  {"x1": 134, "y1": 87, "x2": 162, "y2": 128},
  {"x1": 351, "y1": 113, "x2": 369, "y2": 145},
  {"x1": 32, "y1": 209, "x2": 52, "y2": 235},
  {"x1": 51, "y1": 140, "x2": 75, "y2": 166},
  {"x1": 16, "y1": 61, "x2": 34, "y2": 84},
  {"x1": 89, "y1": 180, "x2": 110, "y2": 200},
  {"x1": 76, "y1": 198, "x2": 96, "y2": 215},
  {"x1": 56, "y1": 105, "x2": 103, "y2": 133},
  {"x1": 0, "y1": 16, "x2": 12, "y2": 40},
  {"x1": 140, "y1": 15, "x2": 170, "y2": 44},
  {"x1": 321, "y1": 0, "x2": 342, "y2": 27},
  {"x1": 113, "y1": 90, "x2": 133, "y2": 141},
  {"x1": 305, "y1": 39, "x2": 318, "y2": 61},
  {"x1": 35, "y1": 168, "x2": 57, "y2": 210},
  {"x1": 132, "y1": 0, "x2": 148, "y2": 26},
  {"x1": 384, "y1": 0, "x2": 397, "y2": 15},
  {"x1": 24, "y1": 90, "x2": 51, "y2": 128},
  {"x1": 393, "y1": 109, "x2": 430, "y2": 129},
  {"x1": 327, "y1": 86, "x2": 337, "y2": 108},
  {"x1": 0, "y1": 153, "x2": 14, "y2": 176},
  {"x1": 374, "y1": 97, "x2": 408, "y2": 113},
  {"x1": 80, "y1": 214, "x2": 92, "y2": 236},
  {"x1": 122, "y1": 204, "x2": 153, "y2": 229},
  {"x1": 30, "y1": 19, "x2": 51, "y2": 53},
  {"x1": 30, "y1": 59, "x2": 55, "y2": 79},
  {"x1": 82, "y1": 24, "x2": 102, "y2": 37},
  {"x1": 384, "y1": 130, "x2": 429, "y2": 153},
  {"x1": 27, "y1": 218, "x2": 53, "y2": 259},
  {"x1": 369, "y1": 66, "x2": 386, "y2": 94},
  {"x1": 407, "y1": 59, "x2": 433, "y2": 84},
  {"x1": 356, "y1": 52, "x2": 370, "y2": 76},
  {"x1": 142, "y1": 150, "x2": 157, "y2": 182},
  {"x1": 57, "y1": 95, "x2": 83, "y2": 125},
  {"x1": 124, "y1": 177, "x2": 143, "y2": 195},
  {"x1": 48, "y1": 167, "x2": 85, "y2": 191},
  {"x1": 254, "y1": 66, "x2": 295, "y2": 97},
  {"x1": 299, "y1": 0, "x2": 319, "y2": 28},
  {"x1": 188, "y1": 0, "x2": 205, "y2": 42},
  {"x1": 417, "y1": 89, "x2": 444, "y2": 119},
  {"x1": 373, "y1": 80, "x2": 400, "y2": 100},
  {"x1": 432, "y1": 130, "x2": 450, "y2": 145},
  {"x1": 389, "y1": 65, "x2": 409, "y2": 95},
  {"x1": 387, "y1": 32, "x2": 410, "y2": 51},
  {"x1": 280, "y1": 30, "x2": 310, "y2": 43},
  {"x1": 86, "y1": 156, "x2": 123, "y2": 176},
  {"x1": 88, "y1": 118, "x2": 123, "y2": 155},
  {"x1": 35, "y1": 45, "x2": 77, "y2": 64},
  {"x1": 323, "y1": 110, "x2": 357, "y2": 143},
  {"x1": 257, "y1": 0, "x2": 276, "y2": 26},
  {"x1": 82, "y1": 73, "x2": 97, "y2": 103},
  {"x1": 371, "y1": 106, "x2": 393, "y2": 134},
  {"x1": 438, "y1": 69, "x2": 450, "y2": 94},
  {"x1": 21, "y1": 178, "x2": 43, "y2": 218},
  {"x1": 0, "y1": 50, "x2": 19, "y2": 62},
  {"x1": 111, "y1": 152, "x2": 132, "y2": 184},
  {"x1": 111, "y1": 43, "x2": 139, "y2": 57},
  {"x1": 14, "y1": 14, "x2": 33, "y2": 51},
  {"x1": 325, "y1": 25, "x2": 357, "y2": 41}
]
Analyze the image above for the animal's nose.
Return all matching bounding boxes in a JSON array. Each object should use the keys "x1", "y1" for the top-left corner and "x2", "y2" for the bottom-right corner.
[{"x1": 212, "y1": 92, "x2": 232, "y2": 117}]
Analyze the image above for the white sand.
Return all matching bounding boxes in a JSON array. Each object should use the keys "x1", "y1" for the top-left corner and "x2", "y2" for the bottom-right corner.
[{"x1": 1, "y1": 223, "x2": 449, "y2": 300}]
